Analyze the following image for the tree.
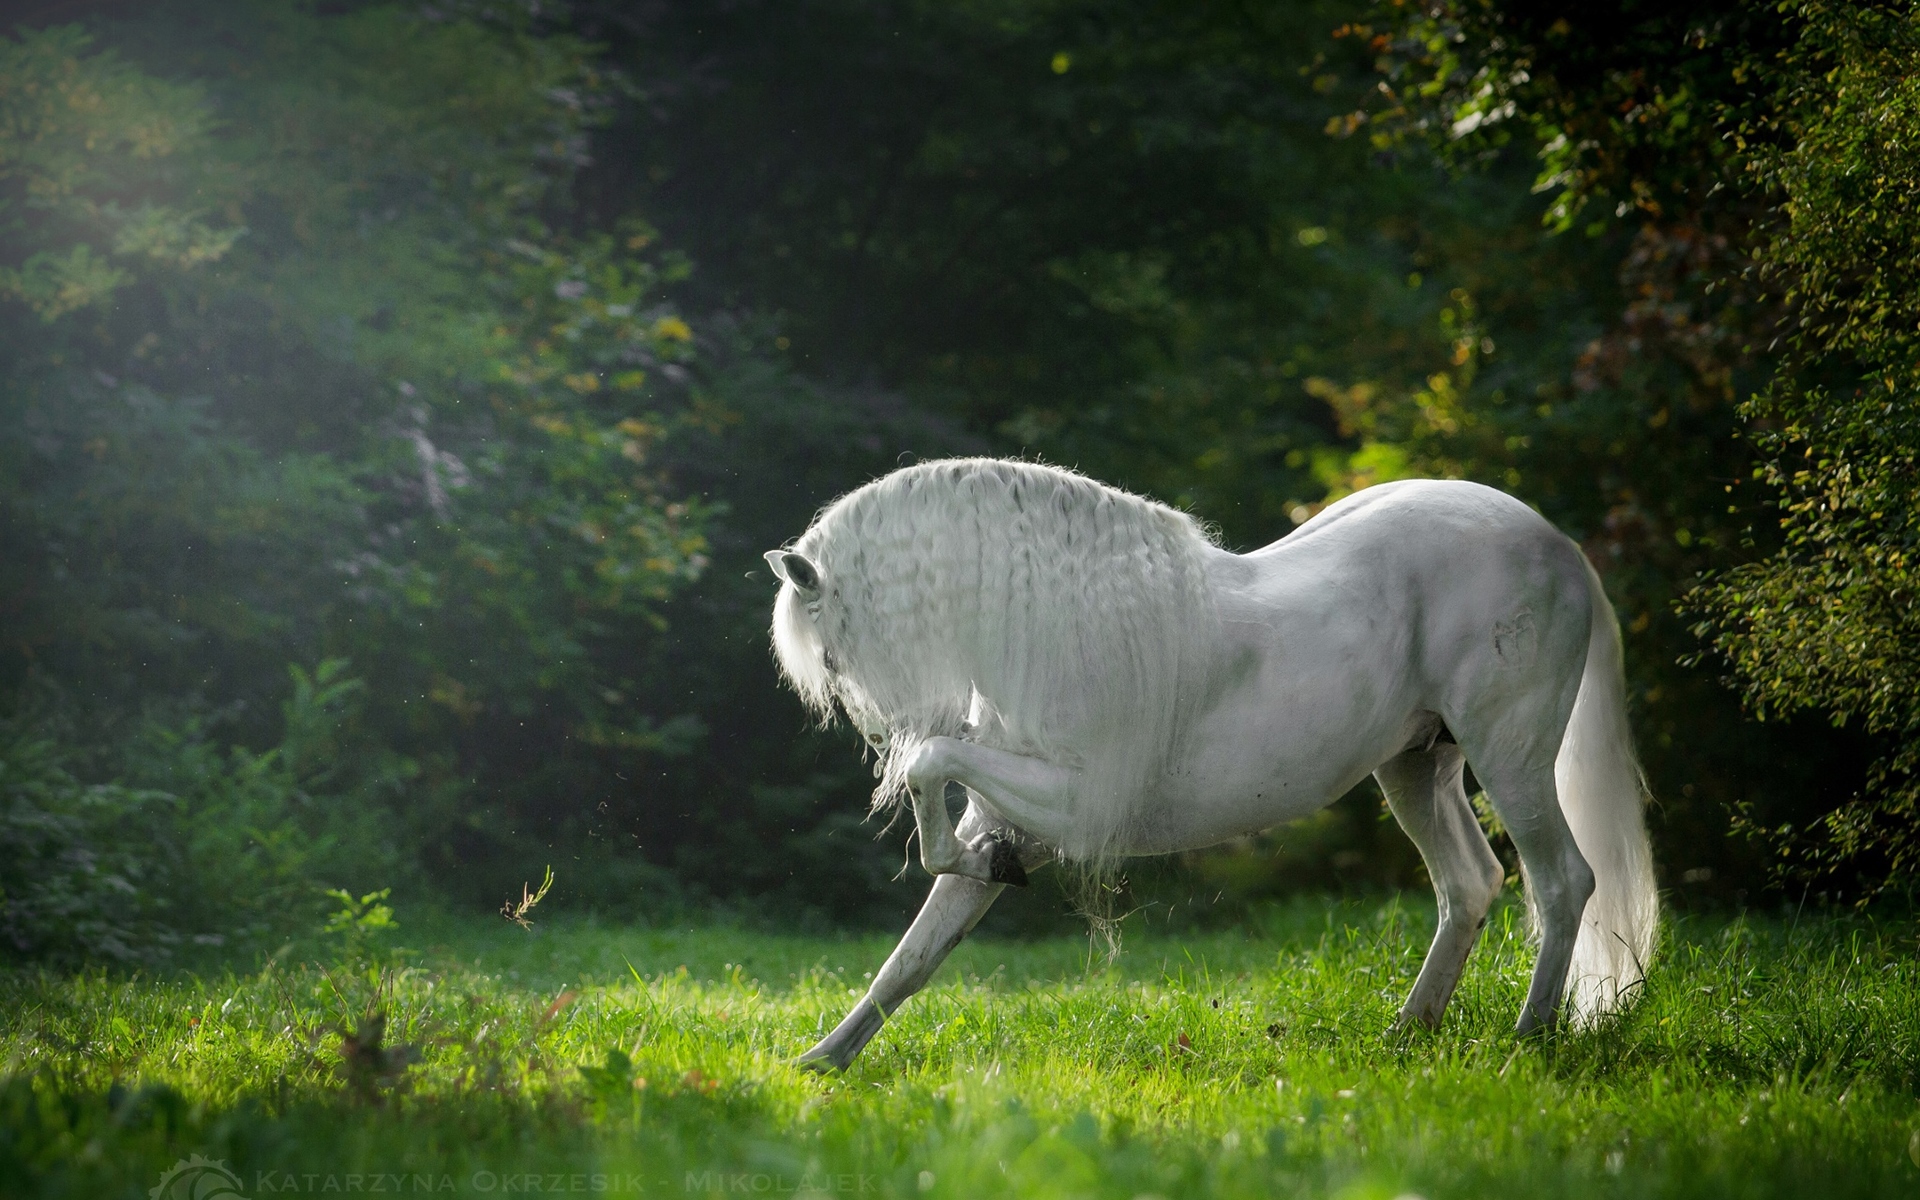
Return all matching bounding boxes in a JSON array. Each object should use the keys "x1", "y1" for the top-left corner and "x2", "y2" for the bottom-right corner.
[
  {"x1": 1694, "y1": 2, "x2": 1920, "y2": 890},
  {"x1": 0, "y1": 4, "x2": 718, "y2": 932},
  {"x1": 1359, "y1": 0, "x2": 1918, "y2": 895}
]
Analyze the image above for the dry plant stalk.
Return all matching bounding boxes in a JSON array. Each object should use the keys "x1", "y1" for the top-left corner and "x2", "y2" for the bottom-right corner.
[{"x1": 501, "y1": 865, "x2": 554, "y2": 930}]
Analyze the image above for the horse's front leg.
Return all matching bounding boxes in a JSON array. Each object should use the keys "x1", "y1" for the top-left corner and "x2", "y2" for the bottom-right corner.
[
  {"x1": 906, "y1": 736, "x2": 1076, "y2": 884},
  {"x1": 797, "y1": 802, "x2": 1035, "y2": 1072}
]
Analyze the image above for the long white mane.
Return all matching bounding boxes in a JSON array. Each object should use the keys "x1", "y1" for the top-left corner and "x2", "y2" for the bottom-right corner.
[{"x1": 770, "y1": 458, "x2": 1220, "y2": 863}]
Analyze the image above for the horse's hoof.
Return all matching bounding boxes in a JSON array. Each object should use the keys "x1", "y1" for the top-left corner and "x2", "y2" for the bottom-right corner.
[
  {"x1": 793, "y1": 1047, "x2": 843, "y2": 1074},
  {"x1": 986, "y1": 836, "x2": 1028, "y2": 887},
  {"x1": 1391, "y1": 1009, "x2": 1441, "y2": 1034},
  {"x1": 1513, "y1": 1007, "x2": 1558, "y2": 1040}
]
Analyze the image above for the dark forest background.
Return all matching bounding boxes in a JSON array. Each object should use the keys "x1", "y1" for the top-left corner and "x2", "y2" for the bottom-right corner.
[{"x1": 4, "y1": 0, "x2": 1917, "y2": 963}]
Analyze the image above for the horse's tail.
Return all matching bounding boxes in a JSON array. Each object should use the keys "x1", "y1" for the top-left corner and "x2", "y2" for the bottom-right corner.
[{"x1": 1554, "y1": 555, "x2": 1660, "y2": 1024}]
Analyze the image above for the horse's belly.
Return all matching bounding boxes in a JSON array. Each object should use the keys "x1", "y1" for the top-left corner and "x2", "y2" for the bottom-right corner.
[
  {"x1": 1115, "y1": 608, "x2": 1425, "y2": 855},
  {"x1": 1124, "y1": 719, "x2": 1397, "y2": 855},
  {"x1": 1127, "y1": 777, "x2": 1345, "y2": 855}
]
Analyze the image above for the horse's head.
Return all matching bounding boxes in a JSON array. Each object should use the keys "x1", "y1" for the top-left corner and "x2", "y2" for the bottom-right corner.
[
  {"x1": 765, "y1": 548, "x2": 892, "y2": 752},
  {"x1": 766, "y1": 549, "x2": 822, "y2": 610}
]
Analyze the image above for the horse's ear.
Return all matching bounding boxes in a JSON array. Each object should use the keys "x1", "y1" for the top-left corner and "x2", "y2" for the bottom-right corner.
[{"x1": 765, "y1": 549, "x2": 821, "y2": 594}]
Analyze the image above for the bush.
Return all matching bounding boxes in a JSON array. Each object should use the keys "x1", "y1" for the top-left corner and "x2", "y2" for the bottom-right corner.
[
  {"x1": 0, "y1": 734, "x2": 177, "y2": 963},
  {"x1": 0, "y1": 661, "x2": 415, "y2": 965}
]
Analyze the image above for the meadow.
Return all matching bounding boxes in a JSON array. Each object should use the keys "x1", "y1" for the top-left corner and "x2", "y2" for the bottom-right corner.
[{"x1": 5, "y1": 894, "x2": 1920, "y2": 1200}]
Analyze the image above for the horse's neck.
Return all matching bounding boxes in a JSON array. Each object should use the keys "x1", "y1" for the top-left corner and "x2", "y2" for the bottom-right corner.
[{"x1": 1199, "y1": 544, "x2": 1278, "y2": 614}]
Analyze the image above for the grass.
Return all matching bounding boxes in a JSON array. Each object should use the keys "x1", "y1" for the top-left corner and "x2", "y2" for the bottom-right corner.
[{"x1": 4, "y1": 894, "x2": 1920, "y2": 1199}]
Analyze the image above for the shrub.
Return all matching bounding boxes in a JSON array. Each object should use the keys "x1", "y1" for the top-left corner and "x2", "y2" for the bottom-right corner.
[{"x1": 0, "y1": 661, "x2": 414, "y2": 965}]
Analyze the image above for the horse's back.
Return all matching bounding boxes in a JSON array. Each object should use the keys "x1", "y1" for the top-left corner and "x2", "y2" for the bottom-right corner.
[
  {"x1": 1239, "y1": 478, "x2": 1594, "y2": 723},
  {"x1": 1272, "y1": 478, "x2": 1559, "y2": 551},
  {"x1": 1263, "y1": 479, "x2": 1584, "y2": 599}
]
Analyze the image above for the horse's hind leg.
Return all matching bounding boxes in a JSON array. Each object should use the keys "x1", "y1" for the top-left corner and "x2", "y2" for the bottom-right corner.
[
  {"x1": 1377, "y1": 742, "x2": 1505, "y2": 1029},
  {"x1": 1473, "y1": 760, "x2": 1594, "y2": 1035}
]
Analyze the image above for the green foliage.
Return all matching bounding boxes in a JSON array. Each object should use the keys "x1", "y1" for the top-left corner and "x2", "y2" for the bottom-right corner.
[
  {"x1": 0, "y1": 3, "x2": 723, "y2": 931},
  {"x1": 0, "y1": 730, "x2": 176, "y2": 963},
  {"x1": 1361, "y1": 0, "x2": 1920, "y2": 891},
  {"x1": 320, "y1": 888, "x2": 398, "y2": 966},
  {"x1": 6, "y1": 903, "x2": 1920, "y2": 1196},
  {"x1": 0, "y1": 658, "x2": 422, "y2": 965},
  {"x1": 1692, "y1": 2, "x2": 1920, "y2": 888},
  {"x1": 615, "y1": 0, "x2": 1463, "y2": 534},
  {"x1": 1318, "y1": 0, "x2": 1905, "y2": 895},
  {"x1": 0, "y1": 26, "x2": 240, "y2": 319},
  {"x1": 1342, "y1": 1, "x2": 1788, "y2": 235}
]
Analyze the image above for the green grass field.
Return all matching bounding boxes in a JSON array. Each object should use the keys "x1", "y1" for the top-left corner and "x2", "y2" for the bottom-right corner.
[{"x1": 5, "y1": 895, "x2": 1920, "y2": 1199}]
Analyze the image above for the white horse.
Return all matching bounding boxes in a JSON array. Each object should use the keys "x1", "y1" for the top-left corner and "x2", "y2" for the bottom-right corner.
[{"x1": 765, "y1": 458, "x2": 1657, "y2": 1070}]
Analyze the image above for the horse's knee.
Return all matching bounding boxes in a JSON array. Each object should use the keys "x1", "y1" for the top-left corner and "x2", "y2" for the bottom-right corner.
[
  {"x1": 919, "y1": 842, "x2": 959, "y2": 874},
  {"x1": 1470, "y1": 853, "x2": 1505, "y2": 912},
  {"x1": 905, "y1": 736, "x2": 960, "y2": 796}
]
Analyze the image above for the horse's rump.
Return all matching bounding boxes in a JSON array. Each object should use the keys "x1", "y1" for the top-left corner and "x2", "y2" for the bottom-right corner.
[{"x1": 770, "y1": 458, "x2": 1219, "y2": 862}]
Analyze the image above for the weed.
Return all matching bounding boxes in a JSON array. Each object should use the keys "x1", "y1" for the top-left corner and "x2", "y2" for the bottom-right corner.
[{"x1": 321, "y1": 888, "x2": 398, "y2": 965}]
